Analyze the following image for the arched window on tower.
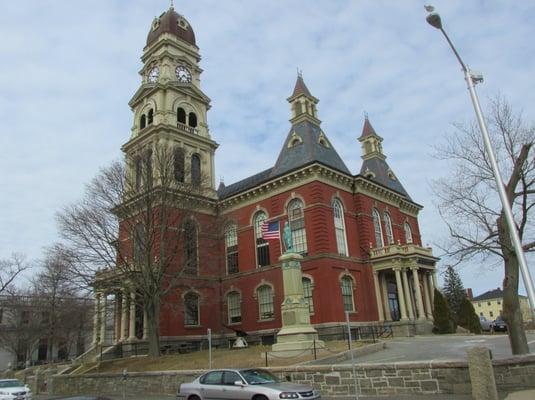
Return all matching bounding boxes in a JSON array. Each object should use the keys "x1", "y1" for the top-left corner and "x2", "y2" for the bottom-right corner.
[
  {"x1": 404, "y1": 222, "x2": 413, "y2": 244},
  {"x1": 227, "y1": 291, "x2": 241, "y2": 324},
  {"x1": 134, "y1": 156, "x2": 142, "y2": 191},
  {"x1": 294, "y1": 102, "x2": 302, "y2": 116},
  {"x1": 177, "y1": 107, "x2": 186, "y2": 124},
  {"x1": 333, "y1": 198, "x2": 348, "y2": 256},
  {"x1": 288, "y1": 198, "x2": 307, "y2": 254},
  {"x1": 191, "y1": 154, "x2": 201, "y2": 186},
  {"x1": 148, "y1": 109, "x2": 154, "y2": 125},
  {"x1": 225, "y1": 224, "x2": 239, "y2": 274},
  {"x1": 188, "y1": 112, "x2": 197, "y2": 128},
  {"x1": 384, "y1": 212, "x2": 394, "y2": 245},
  {"x1": 372, "y1": 208, "x2": 384, "y2": 248},
  {"x1": 140, "y1": 114, "x2": 146, "y2": 129},
  {"x1": 174, "y1": 148, "x2": 185, "y2": 183},
  {"x1": 184, "y1": 292, "x2": 199, "y2": 326},
  {"x1": 254, "y1": 211, "x2": 270, "y2": 267},
  {"x1": 183, "y1": 220, "x2": 198, "y2": 275}
]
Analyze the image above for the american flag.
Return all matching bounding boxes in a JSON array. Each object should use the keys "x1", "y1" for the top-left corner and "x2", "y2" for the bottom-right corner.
[{"x1": 261, "y1": 221, "x2": 280, "y2": 240}]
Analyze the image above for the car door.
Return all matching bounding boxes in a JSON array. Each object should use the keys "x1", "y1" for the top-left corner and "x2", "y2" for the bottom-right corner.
[
  {"x1": 220, "y1": 371, "x2": 250, "y2": 400},
  {"x1": 199, "y1": 370, "x2": 225, "y2": 400}
]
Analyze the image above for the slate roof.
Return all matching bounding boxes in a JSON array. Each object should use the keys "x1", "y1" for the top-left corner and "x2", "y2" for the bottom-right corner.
[
  {"x1": 291, "y1": 75, "x2": 312, "y2": 98},
  {"x1": 360, "y1": 158, "x2": 412, "y2": 200},
  {"x1": 472, "y1": 288, "x2": 505, "y2": 301},
  {"x1": 360, "y1": 117, "x2": 378, "y2": 138}
]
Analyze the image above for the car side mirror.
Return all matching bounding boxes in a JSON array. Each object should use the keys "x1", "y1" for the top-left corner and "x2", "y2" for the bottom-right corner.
[{"x1": 234, "y1": 380, "x2": 245, "y2": 387}]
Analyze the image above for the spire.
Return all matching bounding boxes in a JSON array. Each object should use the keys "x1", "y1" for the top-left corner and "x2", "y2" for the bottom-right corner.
[
  {"x1": 359, "y1": 114, "x2": 378, "y2": 139},
  {"x1": 287, "y1": 73, "x2": 320, "y2": 124},
  {"x1": 291, "y1": 73, "x2": 312, "y2": 98}
]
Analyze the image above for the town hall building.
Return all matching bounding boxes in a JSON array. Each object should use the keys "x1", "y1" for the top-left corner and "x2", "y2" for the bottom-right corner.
[{"x1": 92, "y1": 5, "x2": 439, "y2": 351}]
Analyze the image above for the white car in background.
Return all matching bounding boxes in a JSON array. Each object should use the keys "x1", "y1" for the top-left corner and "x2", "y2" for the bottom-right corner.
[{"x1": 0, "y1": 379, "x2": 32, "y2": 400}]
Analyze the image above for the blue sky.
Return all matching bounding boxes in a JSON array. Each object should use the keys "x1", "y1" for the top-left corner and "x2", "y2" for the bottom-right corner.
[{"x1": 1, "y1": 0, "x2": 534, "y2": 296}]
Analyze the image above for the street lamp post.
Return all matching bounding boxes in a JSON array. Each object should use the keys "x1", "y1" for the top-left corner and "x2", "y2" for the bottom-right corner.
[{"x1": 425, "y1": 6, "x2": 535, "y2": 320}]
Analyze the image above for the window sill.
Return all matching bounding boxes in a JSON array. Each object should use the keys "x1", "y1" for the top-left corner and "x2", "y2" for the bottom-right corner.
[
  {"x1": 257, "y1": 318, "x2": 275, "y2": 323},
  {"x1": 184, "y1": 324, "x2": 202, "y2": 329},
  {"x1": 227, "y1": 321, "x2": 242, "y2": 326}
]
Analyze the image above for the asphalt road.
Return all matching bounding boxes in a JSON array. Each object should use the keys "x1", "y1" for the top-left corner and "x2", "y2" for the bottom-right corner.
[{"x1": 351, "y1": 333, "x2": 535, "y2": 364}]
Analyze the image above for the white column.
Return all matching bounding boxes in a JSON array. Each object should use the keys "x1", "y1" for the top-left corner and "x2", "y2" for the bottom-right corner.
[
  {"x1": 93, "y1": 291, "x2": 101, "y2": 344},
  {"x1": 401, "y1": 268, "x2": 415, "y2": 320},
  {"x1": 381, "y1": 273, "x2": 392, "y2": 321},
  {"x1": 100, "y1": 293, "x2": 107, "y2": 345},
  {"x1": 129, "y1": 291, "x2": 137, "y2": 340},
  {"x1": 412, "y1": 267, "x2": 426, "y2": 320},
  {"x1": 432, "y1": 272, "x2": 438, "y2": 294},
  {"x1": 373, "y1": 271, "x2": 385, "y2": 322},
  {"x1": 143, "y1": 307, "x2": 149, "y2": 340},
  {"x1": 394, "y1": 268, "x2": 408, "y2": 321},
  {"x1": 422, "y1": 272, "x2": 433, "y2": 319},
  {"x1": 120, "y1": 289, "x2": 128, "y2": 341},
  {"x1": 428, "y1": 272, "x2": 436, "y2": 305}
]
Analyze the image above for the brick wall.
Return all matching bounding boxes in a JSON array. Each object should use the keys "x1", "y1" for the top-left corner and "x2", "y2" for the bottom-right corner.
[{"x1": 46, "y1": 354, "x2": 535, "y2": 398}]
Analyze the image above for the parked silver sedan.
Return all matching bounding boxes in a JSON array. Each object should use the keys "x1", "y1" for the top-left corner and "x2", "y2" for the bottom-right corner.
[{"x1": 176, "y1": 368, "x2": 321, "y2": 400}]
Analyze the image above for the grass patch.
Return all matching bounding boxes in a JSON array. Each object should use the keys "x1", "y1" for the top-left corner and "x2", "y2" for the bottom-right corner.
[{"x1": 94, "y1": 340, "x2": 357, "y2": 373}]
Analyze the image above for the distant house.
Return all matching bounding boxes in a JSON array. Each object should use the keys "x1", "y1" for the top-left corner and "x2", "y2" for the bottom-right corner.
[
  {"x1": 471, "y1": 288, "x2": 532, "y2": 322},
  {"x1": 0, "y1": 294, "x2": 93, "y2": 370}
]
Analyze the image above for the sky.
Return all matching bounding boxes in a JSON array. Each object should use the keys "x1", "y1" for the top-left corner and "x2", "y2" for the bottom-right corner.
[{"x1": 0, "y1": 0, "x2": 534, "y2": 296}]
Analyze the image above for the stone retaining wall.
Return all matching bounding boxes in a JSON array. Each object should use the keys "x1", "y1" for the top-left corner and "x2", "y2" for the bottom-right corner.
[{"x1": 46, "y1": 354, "x2": 535, "y2": 398}]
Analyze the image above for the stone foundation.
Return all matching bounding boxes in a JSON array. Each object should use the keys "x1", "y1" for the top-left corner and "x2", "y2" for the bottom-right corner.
[{"x1": 41, "y1": 354, "x2": 535, "y2": 398}]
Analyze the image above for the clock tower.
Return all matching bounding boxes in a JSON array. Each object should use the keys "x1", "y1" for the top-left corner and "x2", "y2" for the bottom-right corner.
[{"x1": 123, "y1": 4, "x2": 218, "y2": 197}]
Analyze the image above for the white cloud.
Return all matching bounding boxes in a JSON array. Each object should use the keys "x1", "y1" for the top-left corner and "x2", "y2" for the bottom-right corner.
[{"x1": 1, "y1": 0, "x2": 534, "y2": 295}]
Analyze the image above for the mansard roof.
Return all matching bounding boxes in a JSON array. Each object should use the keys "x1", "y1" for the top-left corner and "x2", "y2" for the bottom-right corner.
[{"x1": 360, "y1": 157, "x2": 412, "y2": 200}]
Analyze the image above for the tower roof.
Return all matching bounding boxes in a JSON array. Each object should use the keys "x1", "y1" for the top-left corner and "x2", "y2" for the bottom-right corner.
[
  {"x1": 290, "y1": 74, "x2": 313, "y2": 98},
  {"x1": 359, "y1": 116, "x2": 379, "y2": 139},
  {"x1": 146, "y1": 7, "x2": 196, "y2": 48}
]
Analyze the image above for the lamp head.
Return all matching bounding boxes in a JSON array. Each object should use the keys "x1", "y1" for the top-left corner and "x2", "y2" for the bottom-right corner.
[{"x1": 426, "y1": 11, "x2": 443, "y2": 30}]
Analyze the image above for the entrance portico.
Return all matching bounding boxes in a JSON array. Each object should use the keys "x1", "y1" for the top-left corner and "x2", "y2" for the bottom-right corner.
[{"x1": 370, "y1": 243, "x2": 439, "y2": 324}]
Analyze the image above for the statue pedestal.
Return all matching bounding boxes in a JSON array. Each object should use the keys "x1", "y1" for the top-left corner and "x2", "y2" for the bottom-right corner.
[{"x1": 272, "y1": 252, "x2": 325, "y2": 354}]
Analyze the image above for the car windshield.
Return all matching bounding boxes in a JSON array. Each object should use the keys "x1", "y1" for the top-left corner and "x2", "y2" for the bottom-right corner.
[
  {"x1": 0, "y1": 381, "x2": 23, "y2": 388},
  {"x1": 240, "y1": 369, "x2": 279, "y2": 385}
]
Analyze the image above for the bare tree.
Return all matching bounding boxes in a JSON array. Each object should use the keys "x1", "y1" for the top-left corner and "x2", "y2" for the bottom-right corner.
[
  {"x1": 57, "y1": 145, "x2": 221, "y2": 357},
  {"x1": 433, "y1": 95, "x2": 534, "y2": 354},
  {"x1": 0, "y1": 253, "x2": 30, "y2": 294}
]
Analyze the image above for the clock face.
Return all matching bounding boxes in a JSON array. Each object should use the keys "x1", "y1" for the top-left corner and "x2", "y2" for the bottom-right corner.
[
  {"x1": 175, "y1": 65, "x2": 192, "y2": 83},
  {"x1": 148, "y1": 66, "x2": 159, "y2": 83}
]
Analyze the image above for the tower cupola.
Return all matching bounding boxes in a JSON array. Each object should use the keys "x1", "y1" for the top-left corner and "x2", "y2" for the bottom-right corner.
[
  {"x1": 146, "y1": 6, "x2": 196, "y2": 48},
  {"x1": 287, "y1": 73, "x2": 321, "y2": 125},
  {"x1": 358, "y1": 116, "x2": 385, "y2": 160}
]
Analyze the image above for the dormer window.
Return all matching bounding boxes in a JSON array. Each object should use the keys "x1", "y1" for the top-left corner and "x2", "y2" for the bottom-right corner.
[
  {"x1": 287, "y1": 132, "x2": 303, "y2": 148},
  {"x1": 177, "y1": 17, "x2": 189, "y2": 30},
  {"x1": 387, "y1": 170, "x2": 397, "y2": 181},
  {"x1": 318, "y1": 133, "x2": 330, "y2": 148}
]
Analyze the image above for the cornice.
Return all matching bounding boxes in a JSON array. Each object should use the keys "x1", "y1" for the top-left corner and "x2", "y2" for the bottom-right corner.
[
  {"x1": 129, "y1": 82, "x2": 210, "y2": 109},
  {"x1": 142, "y1": 36, "x2": 200, "y2": 63}
]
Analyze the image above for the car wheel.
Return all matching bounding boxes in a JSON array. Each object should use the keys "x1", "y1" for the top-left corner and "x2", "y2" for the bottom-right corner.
[
  {"x1": 188, "y1": 396, "x2": 201, "y2": 400},
  {"x1": 252, "y1": 395, "x2": 268, "y2": 400}
]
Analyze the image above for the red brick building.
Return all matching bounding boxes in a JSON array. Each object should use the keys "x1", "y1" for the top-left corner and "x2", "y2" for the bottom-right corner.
[{"x1": 93, "y1": 6, "x2": 438, "y2": 349}]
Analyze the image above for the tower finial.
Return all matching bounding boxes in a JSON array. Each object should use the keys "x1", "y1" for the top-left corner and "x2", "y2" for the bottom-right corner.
[
  {"x1": 170, "y1": 0, "x2": 174, "y2": 9},
  {"x1": 364, "y1": 111, "x2": 369, "y2": 120},
  {"x1": 297, "y1": 67, "x2": 303, "y2": 78}
]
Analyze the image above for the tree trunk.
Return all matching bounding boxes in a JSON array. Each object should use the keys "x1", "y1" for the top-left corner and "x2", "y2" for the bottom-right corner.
[
  {"x1": 499, "y1": 216, "x2": 529, "y2": 354},
  {"x1": 145, "y1": 296, "x2": 161, "y2": 357}
]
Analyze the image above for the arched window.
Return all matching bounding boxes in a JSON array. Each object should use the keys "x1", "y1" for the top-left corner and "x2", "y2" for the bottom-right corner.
[
  {"x1": 188, "y1": 112, "x2": 197, "y2": 128},
  {"x1": 294, "y1": 102, "x2": 302, "y2": 116},
  {"x1": 174, "y1": 148, "x2": 185, "y2": 183},
  {"x1": 191, "y1": 154, "x2": 201, "y2": 186},
  {"x1": 254, "y1": 212, "x2": 270, "y2": 267},
  {"x1": 227, "y1": 291, "x2": 241, "y2": 324},
  {"x1": 145, "y1": 150, "x2": 153, "y2": 188},
  {"x1": 183, "y1": 220, "x2": 198, "y2": 275},
  {"x1": 288, "y1": 198, "x2": 307, "y2": 254},
  {"x1": 372, "y1": 208, "x2": 384, "y2": 248},
  {"x1": 148, "y1": 109, "x2": 154, "y2": 125},
  {"x1": 177, "y1": 107, "x2": 186, "y2": 124},
  {"x1": 134, "y1": 156, "x2": 142, "y2": 191},
  {"x1": 341, "y1": 276, "x2": 355, "y2": 312},
  {"x1": 384, "y1": 212, "x2": 394, "y2": 245},
  {"x1": 140, "y1": 114, "x2": 146, "y2": 129},
  {"x1": 184, "y1": 292, "x2": 199, "y2": 326},
  {"x1": 404, "y1": 222, "x2": 413, "y2": 244},
  {"x1": 257, "y1": 285, "x2": 274, "y2": 320},
  {"x1": 333, "y1": 199, "x2": 348, "y2": 256},
  {"x1": 302, "y1": 277, "x2": 314, "y2": 313},
  {"x1": 133, "y1": 223, "x2": 145, "y2": 266},
  {"x1": 225, "y1": 224, "x2": 239, "y2": 274}
]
